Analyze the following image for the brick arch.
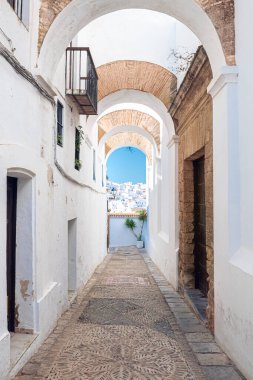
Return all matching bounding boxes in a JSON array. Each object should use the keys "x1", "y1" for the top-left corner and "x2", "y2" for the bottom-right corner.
[
  {"x1": 105, "y1": 132, "x2": 153, "y2": 164},
  {"x1": 38, "y1": 0, "x2": 235, "y2": 66},
  {"x1": 97, "y1": 109, "x2": 160, "y2": 151},
  {"x1": 97, "y1": 61, "x2": 177, "y2": 109}
]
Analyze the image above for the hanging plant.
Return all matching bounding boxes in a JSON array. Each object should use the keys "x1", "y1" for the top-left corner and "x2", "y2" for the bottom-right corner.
[
  {"x1": 75, "y1": 126, "x2": 85, "y2": 152},
  {"x1": 57, "y1": 133, "x2": 63, "y2": 146},
  {"x1": 75, "y1": 159, "x2": 82, "y2": 171}
]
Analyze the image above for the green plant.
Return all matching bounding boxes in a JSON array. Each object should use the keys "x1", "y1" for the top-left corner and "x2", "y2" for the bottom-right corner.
[
  {"x1": 57, "y1": 133, "x2": 63, "y2": 146},
  {"x1": 124, "y1": 210, "x2": 147, "y2": 241},
  {"x1": 137, "y1": 209, "x2": 147, "y2": 241},
  {"x1": 75, "y1": 159, "x2": 82, "y2": 171},
  {"x1": 75, "y1": 126, "x2": 85, "y2": 152},
  {"x1": 125, "y1": 218, "x2": 138, "y2": 239}
]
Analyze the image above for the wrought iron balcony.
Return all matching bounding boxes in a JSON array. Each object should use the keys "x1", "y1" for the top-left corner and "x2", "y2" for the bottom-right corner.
[{"x1": 65, "y1": 47, "x2": 98, "y2": 115}]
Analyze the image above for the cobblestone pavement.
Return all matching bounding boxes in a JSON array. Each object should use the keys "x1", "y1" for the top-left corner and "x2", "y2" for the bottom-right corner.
[{"x1": 15, "y1": 247, "x2": 243, "y2": 380}]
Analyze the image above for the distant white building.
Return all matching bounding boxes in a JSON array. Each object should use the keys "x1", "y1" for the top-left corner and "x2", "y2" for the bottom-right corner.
[{"x1": 107, "y1": 181, "x2": 147, "y2": 213}]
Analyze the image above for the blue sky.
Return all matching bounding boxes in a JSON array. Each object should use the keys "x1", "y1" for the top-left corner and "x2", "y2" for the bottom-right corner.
[{"x1": 106, "y1": 147, "x2": 146, "y2": 184}]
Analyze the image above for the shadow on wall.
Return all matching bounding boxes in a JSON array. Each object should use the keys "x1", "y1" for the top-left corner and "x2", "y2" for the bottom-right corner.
[{"x1": 109, "y1": 214, "x2": 148, "y2": 248}]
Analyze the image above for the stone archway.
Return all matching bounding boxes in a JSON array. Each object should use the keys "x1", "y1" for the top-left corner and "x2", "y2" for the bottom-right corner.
[
  {"x1": 97, "y1": 61, "x2": 177, "y2": 108},
  {"x1": 85, "y1": 89, "x2": 175, "y2": 140},
  {"x1": 104, "y1": 132, "x2": 153, "y2": 165},
  {"x1": 37, "y1": 0, "x2": 234, "y2": 81},
  {"x1": 97, "y1": 109, "x2": 161, "y2": 151},
  {"x1": 99, "y1": 125, "x2": 158, "y2": 159}
]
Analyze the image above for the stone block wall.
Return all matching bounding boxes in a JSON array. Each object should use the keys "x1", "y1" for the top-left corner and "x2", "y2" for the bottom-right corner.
[{"x1": 170, "y1": 47, "x2": 214, "y2": 331}]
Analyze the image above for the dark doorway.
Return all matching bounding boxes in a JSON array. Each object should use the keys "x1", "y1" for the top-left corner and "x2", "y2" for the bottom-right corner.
[
  {"x1": 193, "y1": 157, "x2": 208, "y2": 297},
  {"x1": 6, "y1": 176, "x2": 17, "y2": 332}
]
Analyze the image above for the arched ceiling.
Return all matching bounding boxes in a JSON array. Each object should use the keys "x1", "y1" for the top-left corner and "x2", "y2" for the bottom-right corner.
[
  {"x1": 105, "y1": 132, "x2": 153, "y2": 163},
  {"x1": 85, "y1": 90, "x2": 174, "y2": 140},
  {"x1": 97, "y1": 61, "x2": 177, "y2": 108},
  {"x1": 39, "y1": 0, "x2": 235, "y2": 68},
  {"x1": 97, "y1": 109, "x2": 160, "y2": 150}
]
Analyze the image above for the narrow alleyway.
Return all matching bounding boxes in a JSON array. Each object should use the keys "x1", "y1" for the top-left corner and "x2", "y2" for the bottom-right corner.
[{"x1": 15, "y1": 247, "x2": 242, "y2": 380}]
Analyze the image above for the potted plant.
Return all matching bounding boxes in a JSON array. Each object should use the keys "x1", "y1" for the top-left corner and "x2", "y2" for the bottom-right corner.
[{"x1": 124, "y1": 210, "x2": 147, "y2": 249}]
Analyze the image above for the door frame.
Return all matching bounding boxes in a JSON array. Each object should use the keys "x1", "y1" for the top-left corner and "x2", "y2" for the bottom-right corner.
[
  {"x1": 6, "y1": 176, "x2": 18, "y2": 332},
  {"x1": 7, "y1": 169, "x2": 36, "y2": 334},
  {"x1": 193, "y1": 156, "x2": 208, "y2": 296}
]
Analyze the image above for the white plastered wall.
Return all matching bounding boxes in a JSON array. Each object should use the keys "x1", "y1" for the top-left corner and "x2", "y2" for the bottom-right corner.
[
  {"x1": 0, "y1": 44, "x2": 107, "y2": 379},
  {"x1": 0, "y1": 0, "x2": 40, "y2": 70},
  {"x1": 109, "y1": 216, "x2": 148, "y2": 248},
  {"x1": 147, "y1": 127, "x2": 179, "y2": 289},
  {"x1": 208, "y1": 1, "x2": 253, "y2": 378}
]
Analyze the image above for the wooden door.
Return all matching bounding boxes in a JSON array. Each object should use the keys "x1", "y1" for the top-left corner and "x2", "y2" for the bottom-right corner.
[
  {"x1": 6, "y1": 177, "x2": 17, "y2": 332},
  {"x1": 193, "y1": 157, "x2": 208, "y2": 297}
]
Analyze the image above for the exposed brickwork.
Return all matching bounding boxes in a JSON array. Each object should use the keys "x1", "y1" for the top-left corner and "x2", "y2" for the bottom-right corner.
[
  {"x1": 105, "y1": 132, "x2": 153, "y2": 163},
  {"x1": 98, "y1": 109, "x2": 161, "y2": 151},
  {"x1": 198, "y1": 0, "x2": 235, "y2": 65},
  {"x1": 170, "y1": 47, "x2": 214, "y2": 332},
  {"x1": 38, "y1": 0, "x2": 71, "y2": 49},
  {"x1": 38, "y1": 0, "x2": 235, "y2": 65},
  {"x1": 97, "y1": 61, "x2": 177, "y2": 108}
]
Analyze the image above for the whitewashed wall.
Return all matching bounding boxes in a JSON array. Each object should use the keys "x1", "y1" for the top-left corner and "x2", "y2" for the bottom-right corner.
[
  {"x1": 0, "y1": 0, "x2": 40, "y2": 70},
  {"x1": 109, "y1": 215, "x2": 148, "y2": 248},
  {"x1": 0, "y1": 7, "x2": 107, "y2": 377},
  {"x1": 146, "y1": 127, "x2": 179, "y2": 289},
  {"x1": 210, "y1": 1, "x2": 253, "y2": 378}
]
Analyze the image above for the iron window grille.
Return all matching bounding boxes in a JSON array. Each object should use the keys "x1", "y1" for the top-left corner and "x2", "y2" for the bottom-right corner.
[
  {"x1": 75, "y1": 128, "x2": 81, "y2": 170},
  {"x1": 57, "y1": 101, "x2": 64, "y2": 147},
  {"x1": 7, "y1": 0, "x2": 29, "y2": 26}
]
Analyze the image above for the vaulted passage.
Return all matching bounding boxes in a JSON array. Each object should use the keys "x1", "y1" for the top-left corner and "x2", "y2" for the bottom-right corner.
[
  {"x1": 2, "y1": 1, "x2": 253, "y2": 379},
  {"x1": 14, "y1": 247, "x2": 242, "y2": 380}
]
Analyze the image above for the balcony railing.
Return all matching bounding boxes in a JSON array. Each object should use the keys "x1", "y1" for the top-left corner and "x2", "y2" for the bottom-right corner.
[{"x1": 65, "y1": 47, "x2": 98, "y2": 115}]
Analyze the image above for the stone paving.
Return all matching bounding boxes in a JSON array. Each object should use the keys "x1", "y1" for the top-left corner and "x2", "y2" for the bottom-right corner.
[{"x1": 15, "y1": 247, "x2": 244, "y2": 380}]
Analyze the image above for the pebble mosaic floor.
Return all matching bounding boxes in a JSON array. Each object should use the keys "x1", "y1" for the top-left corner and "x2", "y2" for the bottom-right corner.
[{"x1": 15, "y1": 247, "x2": 243, "y2": 380}]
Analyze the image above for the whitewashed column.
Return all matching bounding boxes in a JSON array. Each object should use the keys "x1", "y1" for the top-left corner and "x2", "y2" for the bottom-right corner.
[
  {"x1": 208, "y1": 66, "x2": 240, "y2": 260},
  {"x1": 167, "y1": 135, "x2": 179, "y2": 289}
]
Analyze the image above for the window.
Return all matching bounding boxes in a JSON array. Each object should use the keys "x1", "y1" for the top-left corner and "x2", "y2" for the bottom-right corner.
[
  {"x1": 93, "y1": 149, "x2": 96, "y2": 181},
  {"x1": 75, "y1": 128, "x2": 81, "y2": 171},
  {"x1": 7, "y1": 0, "x2": 30, "y2": 27},
  {"x1": 57, "y1": 101, "x2": 63, "y2": 147}
]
